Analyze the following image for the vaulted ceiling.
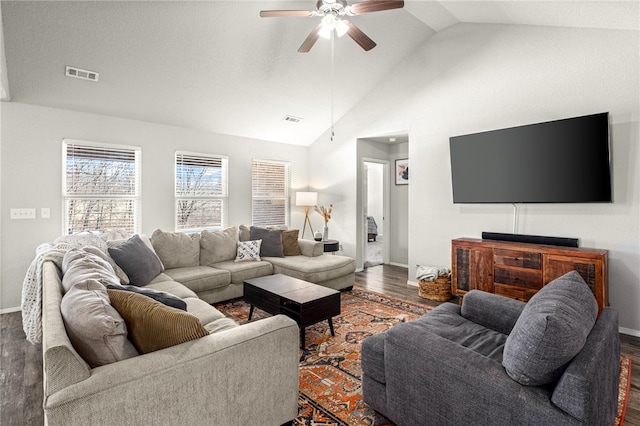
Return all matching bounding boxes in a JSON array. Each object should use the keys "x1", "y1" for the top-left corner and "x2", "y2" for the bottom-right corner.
[{"x1": 2, "y1": 1, "x2": 638, "y2": 146}]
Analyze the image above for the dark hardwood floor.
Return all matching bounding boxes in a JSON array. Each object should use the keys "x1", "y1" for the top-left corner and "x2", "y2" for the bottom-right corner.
[{"x1": 1, "y1": 264, "x2": 639, "y2": 425}]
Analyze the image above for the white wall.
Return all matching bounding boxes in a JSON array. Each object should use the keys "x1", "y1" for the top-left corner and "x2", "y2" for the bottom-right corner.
[
  {"x1": 366, "y1": 162, "x2": 384, "y2": 235},
  {"x1": 0, "y1": 102, "x2": 308, "y2": 310},
  {"x1": 309, "y1": 23, "x2": 640, "y2": 332}
]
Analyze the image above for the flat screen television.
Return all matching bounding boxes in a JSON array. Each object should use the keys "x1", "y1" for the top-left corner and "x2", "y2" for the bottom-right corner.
[{"x1": 449, "y1": 112, "x2": 612, "y2": 203}]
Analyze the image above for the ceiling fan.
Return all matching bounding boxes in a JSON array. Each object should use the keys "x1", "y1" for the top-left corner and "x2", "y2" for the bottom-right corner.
[{"x1": 260, "y1": 0, "x2": 405, "y2": 53}]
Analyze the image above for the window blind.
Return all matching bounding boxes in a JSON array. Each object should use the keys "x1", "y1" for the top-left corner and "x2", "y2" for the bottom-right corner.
[
  {"x1": 63, "y1": 140, "x2": 140, "y2": 234},
  {"x1": 252, "y1": 159, "x2": 290, "y2": 227},
  {"x1": 175, "y1": 152, "x2": 228, "y2": 231}
]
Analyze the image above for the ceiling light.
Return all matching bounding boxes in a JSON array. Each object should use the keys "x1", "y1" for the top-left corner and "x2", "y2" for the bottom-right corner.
[
  {"x1": 319, "y1": 14, "x2": 336, "y2": 39},
  {"x1": 335, "y1": 19, "x2": 349, "y2": 37}
]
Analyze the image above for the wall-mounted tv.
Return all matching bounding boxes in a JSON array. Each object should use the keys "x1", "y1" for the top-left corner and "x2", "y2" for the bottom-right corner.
[{"x1": 449, "y1": 112, "x2": 612, "y2": 204}]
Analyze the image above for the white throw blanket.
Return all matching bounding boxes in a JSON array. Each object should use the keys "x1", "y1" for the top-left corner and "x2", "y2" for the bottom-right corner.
[
  {"x1": 416, "y1": 265, "x2": 451, "y2": 282},
  {"x1": 21, "y1": 231, "x2": 129, "y2": 344}
]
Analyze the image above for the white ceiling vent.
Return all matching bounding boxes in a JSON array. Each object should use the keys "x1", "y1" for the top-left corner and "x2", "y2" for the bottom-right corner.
[
  {"x1": 65, "y1": 66, "x2": 99, "y2": 82},
  {"x1": 283, "y1": 115, "x2": 303, "y2": 124}
]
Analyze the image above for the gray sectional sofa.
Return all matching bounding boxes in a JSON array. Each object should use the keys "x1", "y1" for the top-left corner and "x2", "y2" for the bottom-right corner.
[{"x1": 40, "y1": 225, "x2": 356, "y2": 425}]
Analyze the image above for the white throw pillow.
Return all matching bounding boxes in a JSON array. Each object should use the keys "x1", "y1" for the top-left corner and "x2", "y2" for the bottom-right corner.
[{"x1": 234, "y1": 240, "x2": 262, "y2": 262}]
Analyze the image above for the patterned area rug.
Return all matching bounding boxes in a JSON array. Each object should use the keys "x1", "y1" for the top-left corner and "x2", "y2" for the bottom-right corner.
[{"x1": 215, "y1": 287, "x2": 632, "y2": 426}]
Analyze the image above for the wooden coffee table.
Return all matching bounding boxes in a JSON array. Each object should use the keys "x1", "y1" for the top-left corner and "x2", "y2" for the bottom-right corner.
[{"x1": 243, "y1": 274, "x2": 341, "y2": 349}]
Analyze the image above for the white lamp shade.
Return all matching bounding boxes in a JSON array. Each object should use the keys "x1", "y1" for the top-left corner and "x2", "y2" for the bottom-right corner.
[{"x1": 296, "y1": 191, "x2": 318, "y2": 206}]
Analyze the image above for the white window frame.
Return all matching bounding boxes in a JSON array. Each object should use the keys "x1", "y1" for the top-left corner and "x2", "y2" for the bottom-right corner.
[
  {"x1": 62, "y1": 139, "x2": 141, "y2": 235},
  {"x1": 175, "y1": 151, "x2": 228, "y2": 232},
  {"x1": 251, "y1": 159, "x2": 291, "y2": 227}
]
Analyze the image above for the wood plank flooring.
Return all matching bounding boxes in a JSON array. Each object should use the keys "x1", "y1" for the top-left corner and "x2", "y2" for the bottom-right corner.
[{"x1": 1, "y1": 264, "x2": 638, "y2": 425}]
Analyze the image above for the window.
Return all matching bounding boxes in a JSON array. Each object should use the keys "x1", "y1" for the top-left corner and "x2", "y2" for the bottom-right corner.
[
  {"x1": 175, "y1": 152, "x2": 228, "y2": 231},
  {"x1": 252, "y1": 159, "x2": 290, "y2": 227},
  {"x1": 63, "y1": 140, "x2": 140, "y2": 235}
]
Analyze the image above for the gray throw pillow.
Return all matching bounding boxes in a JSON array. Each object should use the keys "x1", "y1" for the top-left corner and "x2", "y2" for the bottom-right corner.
[
  {"x1": 108, "y1": 235, "x2": 164, "y2": 286},
  {"x1": 502, "y1": 271, "x2": 598, "y2": 386},
  {"x1": 106, "y1": 284, "x2": 187, "y2": 311},
  {"x1": 150, "y1": 229, "x2": 200, "y2": 269},
  {"x1": 250, "y1": 226, "x2": 284, "y2": 257}
]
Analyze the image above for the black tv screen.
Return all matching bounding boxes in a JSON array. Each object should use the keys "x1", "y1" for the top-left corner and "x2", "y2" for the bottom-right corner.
[{"x1": 449, "y1": 113, "x2": 612, "y2": 203}]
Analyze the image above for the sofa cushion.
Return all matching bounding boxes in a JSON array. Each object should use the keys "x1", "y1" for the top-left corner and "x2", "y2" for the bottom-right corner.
[
  {"x1": 61, "y1": 279, "x2": 138, "y2": 367},
  {"x1": 503, "y1": 271, "x2": 598, "y2": 386},
  {"x1": 250, "y1": 226, "x2": 284, "y2": 257},
  {"x1": 163, "y1": 266, "x2": 231, "y2": 293},
  {"x1": 145, "y1": 277, "x2": 198, "y2": 299},
  {"x1": 107, "y1": 289, "x2": 209, "y2": 354},
  {"x1": 213, "y1": 260, "x2": 274, "y2": 284},
  {"x1": 108, "y1": 234, "x2": 164, "y2": 286},
  {"x1": 265, "y1": 254, "x2": 356, "y2": 283},
  {"x1": 204, "y1": 317, "x2": 240, "y2": 334},
  {"x1": 151, "y1": 229, "x2": 200, "y2": 269},
  {"x1": 200, "y1": 227, "x2": 238, "y2": 265},
  {"x1": 282, "y1": 229, "x2": 303, "y2": 256},
  {"x1": 106, "y1": 284, "x2": 187, "y2": 311},
  {"x1": 81, "y1": 246, "x2": 130, "y2": 285},
  {"x1": 62, "y1": 248, "x2": 121, "y2": 292},
  {"x1": 184, "y1": 297, "x2": 227, "y2": 325},
  {"x1": 235, "y1": 240, "x2": 262, "y2": 262}
]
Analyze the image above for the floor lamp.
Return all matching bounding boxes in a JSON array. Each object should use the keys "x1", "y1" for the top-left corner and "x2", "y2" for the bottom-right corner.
[{"x1": 296, "y1": 192, "x2": 317, "y2": 239}]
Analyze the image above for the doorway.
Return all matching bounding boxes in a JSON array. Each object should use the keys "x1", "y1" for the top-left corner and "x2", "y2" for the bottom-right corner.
[{"x1": 363, "y1": 160, "x2": 388, "y2": 268}]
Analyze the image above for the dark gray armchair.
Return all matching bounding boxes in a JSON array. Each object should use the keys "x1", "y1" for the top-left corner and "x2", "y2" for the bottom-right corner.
[{"x1": 361, "y1": 271, "x2": 620, "y2": 426}]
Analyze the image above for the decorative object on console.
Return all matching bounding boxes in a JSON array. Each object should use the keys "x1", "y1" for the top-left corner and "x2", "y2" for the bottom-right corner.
[
  {"x1": 395, "y1": 158, "x2": 409, "y2": 185},
  {"x1": 315, "y1": 204, "x2": 333, "y2": 241},
  {"x1": 314, "y1": 231, "x2": 323, "y2": 241},
  {"x1": 296, "y1": 191, "x2": 318, "y2": 239}
]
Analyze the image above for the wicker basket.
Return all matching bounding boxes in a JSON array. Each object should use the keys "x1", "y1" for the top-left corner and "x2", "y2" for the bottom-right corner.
[{"x1": 418, "y1": 275, "x2": 452, "y2": 301}]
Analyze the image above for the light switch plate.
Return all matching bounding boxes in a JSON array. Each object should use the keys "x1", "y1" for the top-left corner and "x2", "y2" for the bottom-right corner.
[{"x1": 10, "y1": 208, "x2": 36, "y2": 219}]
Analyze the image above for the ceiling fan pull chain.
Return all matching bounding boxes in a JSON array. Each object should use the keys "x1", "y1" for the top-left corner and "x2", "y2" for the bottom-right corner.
[{"x1": 330, "y1": 32, "x2": 335, "y2": 142}]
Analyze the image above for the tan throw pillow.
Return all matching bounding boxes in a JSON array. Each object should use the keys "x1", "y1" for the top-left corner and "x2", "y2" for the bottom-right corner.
[
  {"x1": 282, "y1": 229, "x2": 303, "y2": 256},
  {"x1": 61, "y1": 279, "x2": 139, "y2": 367},
  {"x1": 238, "y1": 224, "x2": 251, "y2": 242},
  {"x1": 107, "y1": 289, "x2": 209, "y2": 354}
]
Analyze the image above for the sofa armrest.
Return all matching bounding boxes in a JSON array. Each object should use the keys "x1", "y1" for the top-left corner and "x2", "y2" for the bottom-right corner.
[
  {"x1": 44, "y1": 315, "x2": 299, "y2": 425},
  {"x1": 383, "y1": 320, "x2": 579, "y2": 426},
  {"x1": 460, "y1": 290, "x2": 525, "y2": 335},
  {"x1": 298, "y1": 239, "x2": 323, "y2": 257},
  {"x1": 551, "y1": 307, "x2": 620, "y2": 424}
]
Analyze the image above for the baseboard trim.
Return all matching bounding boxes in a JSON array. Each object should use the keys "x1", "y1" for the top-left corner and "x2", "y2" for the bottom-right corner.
[
  {"x1": 0, "y1": 306, "x2": 21, "y2": 315},
  {"x1": 389, "y1": 262, "x2": 408, "y2": 268},
  {"x1": 619, "y1": 327, "x2": 640, "y2": 338}
]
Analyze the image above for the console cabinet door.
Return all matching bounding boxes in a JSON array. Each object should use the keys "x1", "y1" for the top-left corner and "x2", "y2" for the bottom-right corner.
[
  {"x1": 543, "y1": 254, "x2": 607, "y2": 308},
  {"x1": 452, "y1": 244, "x2": 493, "y2": 294}
]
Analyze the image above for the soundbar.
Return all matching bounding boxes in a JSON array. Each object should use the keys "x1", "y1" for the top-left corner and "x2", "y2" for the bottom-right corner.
[{"x1": 481, "y1": 232, "x2": 579, "y2": 248}]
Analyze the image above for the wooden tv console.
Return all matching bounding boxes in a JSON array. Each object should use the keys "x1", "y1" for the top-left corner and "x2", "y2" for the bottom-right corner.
[{"x1": 451, "y1": 238, "x2": 608, "y2": 313}]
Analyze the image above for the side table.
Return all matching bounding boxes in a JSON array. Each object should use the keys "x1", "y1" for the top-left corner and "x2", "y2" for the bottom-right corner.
[{"x1": 323, "y1": 239, "x2": 340, "y2": 254}]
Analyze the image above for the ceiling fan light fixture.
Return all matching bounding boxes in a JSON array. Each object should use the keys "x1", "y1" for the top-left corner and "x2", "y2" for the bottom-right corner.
[{"x1": 335, "y1": 19, "x2": 349, "y2": 37}]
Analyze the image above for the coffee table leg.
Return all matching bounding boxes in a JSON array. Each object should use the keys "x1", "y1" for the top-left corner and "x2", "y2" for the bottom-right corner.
[
  {"x1": 328, "y1": 318, "x2": 335, "y2": 336},
  {"x1": 248, "y1": 305, "x2": 254, "y2": 321}
]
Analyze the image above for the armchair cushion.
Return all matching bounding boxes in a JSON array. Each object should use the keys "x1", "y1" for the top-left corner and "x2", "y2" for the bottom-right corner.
[
  {"x1": 461, "y1": 290, "x2": 525, "y2": 335},
  {"x1": 503, "y1": 271, "x2": 598, "y2": 386}
]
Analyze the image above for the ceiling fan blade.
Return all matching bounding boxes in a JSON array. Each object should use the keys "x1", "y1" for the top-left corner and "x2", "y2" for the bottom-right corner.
[
  {"x1": 346, "y1": 21, "x2": 376, "y2": 51},
  {"x1": 298, "y1": 24, "x2": 323, "y2": 53},
  {"x1": 348, "y1": 0, "x2": 404, "y2": 15},
  {"x1": 260, "y1": 10, "x2": 316, "y2": 18}
]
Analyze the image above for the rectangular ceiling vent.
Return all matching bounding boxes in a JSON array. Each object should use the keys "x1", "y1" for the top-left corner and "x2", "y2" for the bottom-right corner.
[
  {"x1": 65, "y1": 66, "x2": 99, "y2": 82},
  {"x1": 283, "y1": 115, "x2": 303, "y2": 124}
]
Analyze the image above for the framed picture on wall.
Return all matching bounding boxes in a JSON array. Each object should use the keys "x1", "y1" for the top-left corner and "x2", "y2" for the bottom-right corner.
[{"x1": 395, "y1": 158, "x2": 409, "y2": 185}]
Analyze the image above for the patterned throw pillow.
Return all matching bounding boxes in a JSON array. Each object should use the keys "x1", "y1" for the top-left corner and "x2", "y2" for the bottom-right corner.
[{"x1": 235, "y1": 240, "x2": 262, "y2": 262}]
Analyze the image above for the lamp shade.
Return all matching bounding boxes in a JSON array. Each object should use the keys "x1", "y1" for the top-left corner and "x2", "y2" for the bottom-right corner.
[{"x1": 296, "y1": 191, "x2": 318, "y2": 206}]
